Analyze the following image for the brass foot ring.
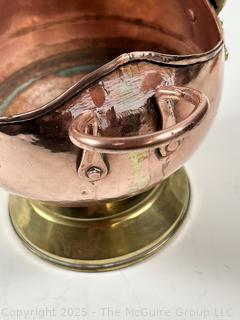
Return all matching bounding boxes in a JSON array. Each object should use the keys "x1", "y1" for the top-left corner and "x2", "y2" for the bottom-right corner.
[{"x1": 9, "y1": 168, "x2": 190, "y2": 272}]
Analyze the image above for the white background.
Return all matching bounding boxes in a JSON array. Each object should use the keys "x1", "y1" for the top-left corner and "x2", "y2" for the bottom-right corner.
[{"x1": 0, "y1": 2, "x2": 239, "y2": 320}]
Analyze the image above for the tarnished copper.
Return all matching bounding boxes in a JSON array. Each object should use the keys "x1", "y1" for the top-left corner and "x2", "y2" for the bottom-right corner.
[{"x1": 0, "y1": 0, "x2": 225, "y2": 206}]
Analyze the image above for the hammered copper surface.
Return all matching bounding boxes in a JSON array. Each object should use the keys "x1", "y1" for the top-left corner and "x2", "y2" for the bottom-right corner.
[{"x1": 0, "y1": 0, "x2": 224, "y2": 206}]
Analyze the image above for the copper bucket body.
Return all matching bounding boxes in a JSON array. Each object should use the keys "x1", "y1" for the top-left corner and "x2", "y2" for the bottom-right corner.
[{"x1": 0, "y1": 0, "x2": 226, "y2": 270}]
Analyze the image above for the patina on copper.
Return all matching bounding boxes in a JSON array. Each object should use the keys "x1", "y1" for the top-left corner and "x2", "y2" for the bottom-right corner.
[{"x1": 0, "y1": 0, "x2": 224, "y2": 206}]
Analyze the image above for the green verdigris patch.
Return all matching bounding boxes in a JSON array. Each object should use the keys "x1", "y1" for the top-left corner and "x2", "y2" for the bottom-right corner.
[{"x1": 130, "y1": 151, "x2": 150, "y2": 190}]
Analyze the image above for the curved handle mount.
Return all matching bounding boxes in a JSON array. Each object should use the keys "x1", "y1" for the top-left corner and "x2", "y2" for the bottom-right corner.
[
  {"x1": 69, "y1": 86, "x2": 209, "y2": 153},
  {"x1": 69, "y1": 86, "x2": 209, "y2": 182}
]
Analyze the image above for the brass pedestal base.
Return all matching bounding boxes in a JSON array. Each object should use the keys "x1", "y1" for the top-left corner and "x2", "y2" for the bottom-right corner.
[{"x1": 9, "y1": 169, "x2": 190, "y2": 272}]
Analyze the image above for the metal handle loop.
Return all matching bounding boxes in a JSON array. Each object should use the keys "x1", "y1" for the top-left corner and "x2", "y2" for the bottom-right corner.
[{"x1": 69, "y1": 86, "x2": 209, "y2": 154}]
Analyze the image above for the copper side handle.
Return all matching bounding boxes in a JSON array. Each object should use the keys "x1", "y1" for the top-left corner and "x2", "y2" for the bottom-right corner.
[{"x1": 69, "y1": 86, "x2": 209, "y2": 154}]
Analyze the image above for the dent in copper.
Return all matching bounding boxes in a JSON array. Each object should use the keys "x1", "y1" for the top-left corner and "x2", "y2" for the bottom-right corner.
[{"x1": 0, "y1": 0, "x2": 225, "y2": 205}]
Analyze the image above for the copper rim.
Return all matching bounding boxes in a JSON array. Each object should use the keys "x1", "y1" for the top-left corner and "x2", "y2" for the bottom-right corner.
[{"x1": 0, "y1": 0, "x2": 223, "y2": 125}]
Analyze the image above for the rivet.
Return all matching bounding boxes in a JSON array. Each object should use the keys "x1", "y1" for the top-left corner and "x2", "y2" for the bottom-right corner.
[{"x1": 86, "y1": 167, "x2": 103, "y2": 181}]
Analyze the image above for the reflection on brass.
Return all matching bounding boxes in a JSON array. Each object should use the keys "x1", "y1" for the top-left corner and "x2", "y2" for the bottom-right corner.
[
  {"x1": 0, "y1": 0, "x2": 226, "y2": 270},
  {"x1": 9, "y1": 169, "x2": 189, "y2": 271}
]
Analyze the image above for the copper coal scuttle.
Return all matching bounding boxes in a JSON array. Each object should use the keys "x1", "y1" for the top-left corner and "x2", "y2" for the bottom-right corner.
[{"x1": 0, "y1": 0, "x2": 226, "y2": 271}]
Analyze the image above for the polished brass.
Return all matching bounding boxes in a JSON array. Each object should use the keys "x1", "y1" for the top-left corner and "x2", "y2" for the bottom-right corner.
[{"x1": 9, "y1": 169, "x2": 189, "y2": 271}]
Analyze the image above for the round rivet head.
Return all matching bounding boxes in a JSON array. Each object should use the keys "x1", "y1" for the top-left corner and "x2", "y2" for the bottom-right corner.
[{"x1": 86, "y1": 167, "x2": 103, "y2": 181}]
